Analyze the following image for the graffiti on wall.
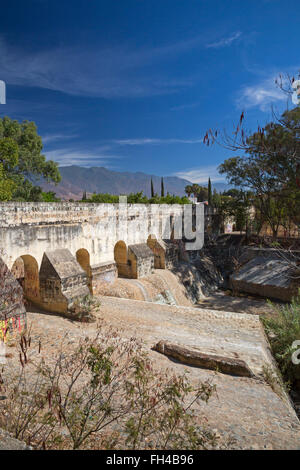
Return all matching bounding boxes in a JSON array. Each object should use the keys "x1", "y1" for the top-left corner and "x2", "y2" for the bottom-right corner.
[{"x1": 0, "y1": 314, "x2": 26, "y2": 342}]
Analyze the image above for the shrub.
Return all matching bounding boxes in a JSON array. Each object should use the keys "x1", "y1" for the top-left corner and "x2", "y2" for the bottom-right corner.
[
  {"x1": 86, "y1": 191, "x2": 191, "y2": 205},
  {"x1": 69, "y1": 295, "x2": 100, "y2": 322},
  {"x1": 262, "y1": 293, "x2": 300, "y2": 386},
  {"x1": 0, "y1": 326, "x2": 218, "y2": 450}
]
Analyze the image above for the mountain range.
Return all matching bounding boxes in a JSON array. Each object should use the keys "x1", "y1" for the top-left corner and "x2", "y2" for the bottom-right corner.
[{"x1": 40, "y1": 165, "x2": 228, "y2": 200}]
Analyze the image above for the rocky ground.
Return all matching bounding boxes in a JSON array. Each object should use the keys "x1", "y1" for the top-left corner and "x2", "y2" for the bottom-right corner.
[
  {"x1": 2, "y1": 242, "x2": 299, "y2": 450},
  {"x1": 0, "y1": 429, "x2": 31, "y2": 450},
  {"x1": 196, "y1": 291, "x2": 274, "y2": 316},
  {"x1": 2, "y1": 296, "x2": 299, "y2": 450},
  {"x1": 99, "y1": 267, "x2": 274, "y2": 317}
]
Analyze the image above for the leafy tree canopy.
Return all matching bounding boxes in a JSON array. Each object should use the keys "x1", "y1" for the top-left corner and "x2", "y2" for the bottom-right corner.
[
  {"x1": 185, "y1": 183, "x2": 208, "y2": 201},
  {"x1": 0, "y1": 117, "x2": 61, "y2": 200},
  {"x1": 0, "y1": 163, "x2": 16, "y2": 201},
  {"x1": 218, "y1": 106, "x2": 300, "y2": 194},
  {"x1": 218, "y1": 106, "x2": 300, "y2": 235}
]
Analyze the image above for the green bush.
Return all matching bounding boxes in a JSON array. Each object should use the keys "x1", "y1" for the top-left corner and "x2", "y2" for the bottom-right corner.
[
  {"x1": 262, "y1": 293, "x2": 300, "y2": 385},
  {"x1": 86, "y1": 191, "x2": 191, "y2": 205},
  {"x1": 70, "y1": 295, "x2": 100, "y2": 322}
]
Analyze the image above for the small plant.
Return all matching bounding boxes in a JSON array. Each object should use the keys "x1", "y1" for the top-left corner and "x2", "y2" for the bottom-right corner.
[
  {"x1": 69, "y1": 295, "x2": 100, "y2": 322},
  {"x1": 270, "y1": 241, "x2": 281, "y2": 248},
  {"x1": 262, "y1": 292, "x2": 300, "y2": 387},
  {"x1": 261, "y1": 364, "x2": 287, "y2": 398}
]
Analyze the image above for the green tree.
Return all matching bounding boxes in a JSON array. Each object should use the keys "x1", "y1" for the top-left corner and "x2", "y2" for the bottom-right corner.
[
  {"x1": 191, "y1": 184, "x2": 208, "y2": 202},
  {"x1": 41, "y1": 191, "x2": 60, "y2": 202},
  {"x1": 86, "y1": 191, "x2": 190, "y2": 205},
  {"x1": 199, "y1": 186, "x2": 208, "y2": 202},
  {"x1": 218, "y1": 107, "x2": 300, "y2": 236},
  {"x1": 0, "y1": 163, "x2": 16, "y2": 201},
  {"x1": 151, "y1": 178, "x2": 154, "y2": 198},
  {"x1": 211, "y1": 188, "x2": 252, "y2": 234},
  {"x1": 0, "y1": 137, "x2": 19, "y2": 172},
  {"x1": 185, "y1": 184, "x2": 193, "y2": 198},
  {"x1": 161, "y1": 177, "x2": 165, "y2": 197},
  {"x1": 127, "y1": 191, "x2": 148, "y2": 203},
  {"x1": 12, "y1": 180, "x2": 44, "y2": 202},
  {"x1": 0, "y1": 136, "x2": 19, "y2": 200},
  {"x1": 191, "y1": 183, "x2": 199, "y2": 199},
  {"x1": 208, "y1": 177, "x2": 212, "y2": 206},
  {"x1": 0, "y1": 116, "x2": 61, "y2": 200}
]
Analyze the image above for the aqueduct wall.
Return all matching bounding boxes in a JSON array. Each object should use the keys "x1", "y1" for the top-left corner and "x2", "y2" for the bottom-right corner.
[
  {"x1": 0, "y1": 202, "x2": 204, "y2": 315},
  {"x1": 0, "y1": 202, "x2": 188, "y2": 269}
]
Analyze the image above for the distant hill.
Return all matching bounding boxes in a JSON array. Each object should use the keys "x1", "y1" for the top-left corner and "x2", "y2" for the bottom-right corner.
[
  {"x1": 40, "y1": 165, "x2": 229, "y2": 200},
  {"x1": 41, "y1": 166, "x2": 191, "y2": 200}
]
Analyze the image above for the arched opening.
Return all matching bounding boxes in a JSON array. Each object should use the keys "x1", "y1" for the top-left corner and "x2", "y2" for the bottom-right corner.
[
  {"x1": 114, "y1": 241, "x2": 127, "y2": 264},
  {"x1": 114, "y1": 241, "x2": 130, "y2": 277},
  {"x1": 76, "y1": 248, "x2": 92, "y2": 293},
  {"x1": 11, "y1": 255, "x2": 40, "y2": 304}
]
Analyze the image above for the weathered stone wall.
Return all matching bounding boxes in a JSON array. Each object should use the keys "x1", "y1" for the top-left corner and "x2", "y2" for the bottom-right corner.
[
  {"x1": 90, "y1": 261, "x2": 118, "y2": 294},
  {"x1": 0, "y1": 202, "x2": 186, "y2": 270},
  {"x1": 147, "y1": 237, "x2": 179, "y2": 269},
  {"x1": 128, "y1": 244, "x2": 154, "y2": 279},
  {"x1": 0, "y1": 203, "x2": 202, "y2": 312},
  {"x1": 147, "y1": 237, "x2": 166, "y2": 269},
  {"x1": 163, "y1": 240, "x2": 179, "y2": 268}
]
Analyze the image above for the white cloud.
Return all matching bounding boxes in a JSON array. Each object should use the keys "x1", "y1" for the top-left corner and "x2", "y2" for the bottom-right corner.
[
  {"x1": 44, "y1": 147, "x2": 120, "y2": 167},
  {"x1": 42, "y1": 134, "x2": 78, "y2": 144},
  {"x1": 0, "y1": 31, "x2": 243, "y2": 99},
  {"x1": 0, "y1": 36, "x2": 204, "y2": 98},
  {"x1": 206, "y1": 32, "x2": 242, "y2": 49},
  {"x1": 173, "y1": 165, "x2": 225, "y2": 184},
  {"x1": 236, "y1": 77, "x2": 287, "y2": 111},
  {"x1": 113, "y1": 138, "x2": 203, "y2": 146}
]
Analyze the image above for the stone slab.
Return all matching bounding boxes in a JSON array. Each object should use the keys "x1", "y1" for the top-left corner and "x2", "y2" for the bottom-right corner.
[{"x1": 230, "y1": 255, "x2": 299, "y2": 301}]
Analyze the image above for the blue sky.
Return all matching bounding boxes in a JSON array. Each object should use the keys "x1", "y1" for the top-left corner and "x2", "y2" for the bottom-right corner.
[{"x1": 0, "y1": 0, "x2": 299, "y2": 183}]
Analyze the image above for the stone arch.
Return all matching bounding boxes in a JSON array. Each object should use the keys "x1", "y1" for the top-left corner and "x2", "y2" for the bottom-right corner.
[
  {"x1": 76, "y1": 248, "x2": 92, "y2": 293},
  {"x1": 114, "y1": 241, "x2": 130, "y2": 277},
  {"x1": 114, "y1": 241, "x2": 127, "y2": 264},
  {"x1": 11, "y1": 255, "x2": 40, "y2": 304}
]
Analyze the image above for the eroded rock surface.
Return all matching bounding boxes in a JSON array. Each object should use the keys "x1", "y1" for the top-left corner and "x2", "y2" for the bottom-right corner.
[
  {"x1": 6, "y1": 297, "x2": 298, "y2": 449},
  {"x1": 231, "y1": 251, "x2": 299, "y2": 301}
]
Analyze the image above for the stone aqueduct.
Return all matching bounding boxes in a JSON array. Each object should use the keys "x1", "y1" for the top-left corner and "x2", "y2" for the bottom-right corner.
[{"x1": 0, "y1": 202, "x2": 202, "y2": 315}]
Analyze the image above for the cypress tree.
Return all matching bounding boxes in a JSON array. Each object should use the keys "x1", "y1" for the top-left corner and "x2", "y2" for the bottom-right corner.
[
  {"x1": 151, "y1": 178, "x2": 154, "y2": 198},
  {"x1": 208, "y1": 177, "x2": 212, "y2": 206},
  {"x1": 161, "y1": 177, "x2": 165, "y2": 197}
]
